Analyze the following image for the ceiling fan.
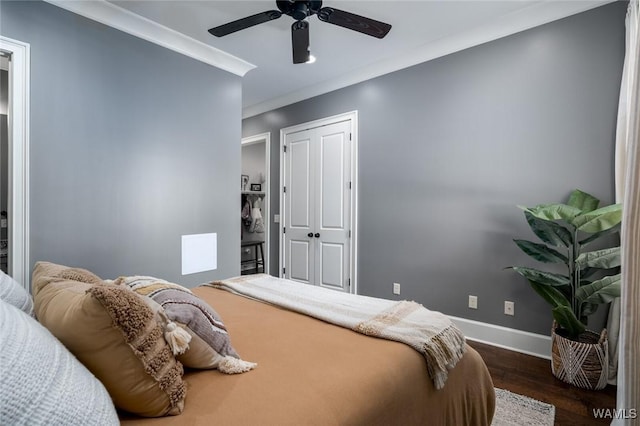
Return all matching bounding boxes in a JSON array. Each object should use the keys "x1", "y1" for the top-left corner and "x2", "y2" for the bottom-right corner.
[{"x1": 208, "y1": 0, "x2": 392, "y2": 64}]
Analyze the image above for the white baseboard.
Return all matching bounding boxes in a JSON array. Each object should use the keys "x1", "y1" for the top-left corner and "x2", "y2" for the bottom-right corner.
[{"x1": 449, "y1": 315, "x2": 552, "y2": 360}]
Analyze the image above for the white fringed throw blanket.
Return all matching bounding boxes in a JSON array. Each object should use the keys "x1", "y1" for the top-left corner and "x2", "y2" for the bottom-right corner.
[{"x1": 209, "y1": 274, "x2": 466, "y2": 389}]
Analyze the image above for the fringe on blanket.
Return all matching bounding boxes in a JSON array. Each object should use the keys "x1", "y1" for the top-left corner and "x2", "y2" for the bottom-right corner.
[
  {"x1": 354, "y1": 299, "x2": 466, "y2": 389},
  {"x1": 423, "y1": 325, "x2": 467, "y2": 389}
]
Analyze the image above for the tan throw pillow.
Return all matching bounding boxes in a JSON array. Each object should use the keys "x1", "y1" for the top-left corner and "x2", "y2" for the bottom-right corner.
[
  {"x1": 117, "y1": 276, "x2": 256, "y2": 374},
  {"x1": 32, "y1": 261, "x2": 102, "y2": 291},
  {"x1": 32, "y1": 262, "x2": 186, "y2": 417}
]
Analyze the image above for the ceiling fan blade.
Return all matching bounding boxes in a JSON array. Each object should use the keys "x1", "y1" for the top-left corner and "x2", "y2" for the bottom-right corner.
[
  {"x1": 291, "y1": 21, "x2": 310, "y2": 64},
  {"x1": 208, "y1": 10, "x2": 282, "y2": 37},
  {"x1": 317, "y1": 7, "x2": 391, "y2": 39}
]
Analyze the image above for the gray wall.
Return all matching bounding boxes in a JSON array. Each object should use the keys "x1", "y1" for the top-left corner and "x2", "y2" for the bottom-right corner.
[
  {"x1": 1, "y1": 1, "x2": 242, "y2": 286},
  {"x1": 241, "y1": 142, "x2": 266, "y2": 188},
  {"x1": 243, "y1": 2, "x2": 626, "y2": 335}
]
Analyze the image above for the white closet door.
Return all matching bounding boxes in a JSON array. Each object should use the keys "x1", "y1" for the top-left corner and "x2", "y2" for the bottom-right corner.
[
  {"x1": 315, "y1": 121, "x2": 351, "y2": 291},
  {"x1": 283, "y1": 120, "x2": 351, "y2": 292},
  {"x1": 284, "y1": 129, "x2": 315, "y2": 285}
]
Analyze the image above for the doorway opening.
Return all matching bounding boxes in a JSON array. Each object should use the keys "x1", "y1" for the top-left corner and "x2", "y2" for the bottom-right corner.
[
  {"x1": 0, "y1": 36, "x2": 29, "y2": 290},
  {"x1": 1, "y1": 52, "x2": 8, "y2": 274},
  {"x1": 241, "y1": 132, "x2": 270, "y2": 275}
]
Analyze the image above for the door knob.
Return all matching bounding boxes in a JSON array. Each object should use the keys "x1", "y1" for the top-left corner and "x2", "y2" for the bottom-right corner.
[
  {"x1": 314, "y1": 233, "x2": 320, "y2": 238},
  {"x1": 308, "y1": 232, "x2": 314, "y2": 238}
]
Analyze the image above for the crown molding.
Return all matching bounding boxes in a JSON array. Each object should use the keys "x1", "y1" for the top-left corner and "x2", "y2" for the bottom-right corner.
[
  {"x1": 242, "y1": 0, "x2": 614, "y2": 118},
  {"x1": 44, "y1": 0, "x2": 255, "y2": 77}
]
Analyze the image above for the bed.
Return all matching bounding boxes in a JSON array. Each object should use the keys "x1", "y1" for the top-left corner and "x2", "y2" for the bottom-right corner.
[{"x1": 119, "y1": 282, "x2": 496, "y2": 425}]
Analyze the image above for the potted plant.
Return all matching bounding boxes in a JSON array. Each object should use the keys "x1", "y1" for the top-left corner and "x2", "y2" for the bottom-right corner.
[{"x1": 507, "y1": 189, "x2": 622, "y2": 390}]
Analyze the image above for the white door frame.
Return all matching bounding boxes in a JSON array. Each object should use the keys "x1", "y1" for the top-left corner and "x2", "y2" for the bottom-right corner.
[
  {"x1": 241, "y1": 132, "x2": 270, "y2": 274},
  {"x1": 279, "y1": 111, "x2": 358, "y2": 293},
  {"x1": 0, "y1": 36, "x2": 30, "y2": 291}
]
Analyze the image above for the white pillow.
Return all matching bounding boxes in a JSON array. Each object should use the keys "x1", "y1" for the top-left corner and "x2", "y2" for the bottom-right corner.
[
  {"x1": 0, "y1": 299, "x2": 119, "y2": 425},
  {"x1": 0, "y1": 270, "x2": 33, "y2": 316}
]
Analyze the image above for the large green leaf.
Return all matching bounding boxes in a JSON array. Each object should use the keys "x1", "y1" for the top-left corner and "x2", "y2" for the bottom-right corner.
[
  {"x1": 552, "y1": 305, "x2": 586, "y2": 337},
  {"x1": 571, "y1": 204, "x2": 623, "y2": 233},
  {"x1": 567, "y1": 189, "x2": 600, "y2": 213},
  {"x1": 508, "y1": 266, "x2": 570, "y2": 287},
  {"x1": 514, "y1": 239, "x2": 568, "y2": 263},
  {"x1": 576, "y1": 247, "x2": 621, "y2": 269},
  {"x1": 529, "y1": 281, "x2": 571, "y2": 308},
  {"x1": 520, "y1": 204, "x2": 582, "y2": 223},
  {"x1": 576, "y1": 274, "x2": 621, "y2": 304},
  {"x1": 524, "y1": 211, "x2": 572, "y2": 247}
]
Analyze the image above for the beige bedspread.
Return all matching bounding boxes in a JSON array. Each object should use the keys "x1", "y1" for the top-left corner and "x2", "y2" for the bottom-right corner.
[{"x1": 120, "y1": 286, "x2": 495, "y2": 425}]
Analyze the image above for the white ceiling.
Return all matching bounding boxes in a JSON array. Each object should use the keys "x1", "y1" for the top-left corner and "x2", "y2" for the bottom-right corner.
[{"x1": 99, "y1": 1, "x2": 612, "y2": 117}]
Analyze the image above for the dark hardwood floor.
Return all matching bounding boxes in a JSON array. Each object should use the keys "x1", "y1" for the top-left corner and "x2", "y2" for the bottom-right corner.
[{"x1": 468, "y1": 340, "x2": 617, "y2": 425}]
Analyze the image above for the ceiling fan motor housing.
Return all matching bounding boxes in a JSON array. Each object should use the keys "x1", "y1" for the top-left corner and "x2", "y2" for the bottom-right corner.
[{"x1": 277, "y1": 0, "x2": 323, "y2": 21}]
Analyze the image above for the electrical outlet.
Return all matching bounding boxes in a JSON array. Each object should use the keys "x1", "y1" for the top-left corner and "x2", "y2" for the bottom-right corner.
[
  {"x1": 504, "y1": 301, "x2": 515, "y2": 316},
  {"x1": 393, "y1": 282, "x2": 401, "y2": 295},
  {"x1": 468, "y1": 295, "x2": 478, "y2": 309}
]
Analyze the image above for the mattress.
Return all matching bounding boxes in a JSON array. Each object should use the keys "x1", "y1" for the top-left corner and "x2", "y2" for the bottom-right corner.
[{"x1": 120, "y1": 286, "x2": 495, "y2": 425}]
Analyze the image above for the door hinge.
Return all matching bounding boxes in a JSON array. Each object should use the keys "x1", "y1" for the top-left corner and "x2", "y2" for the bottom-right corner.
[
  {"x1": 283, "y1": 186, "x2": 286, "y2": 193},
  {"x1": 348, "y1": 278, "x2": 351, "y2": 287},
  {"x1": 283, "y1": 145, "x2": 287, "y2": 153},
  {"x1": 349, "y1": 181, "x2": 352, "y2": 189},
  {"x1": 283, "y1": 267, "x2": 286, "y2": 275},
  {"x1": 348, "y1": 230, "x2": 351, "y2": 238},
  {"x1": 349, "y1": 133, "x2": 352, "y2": 141},
  {"x1": 283, "y1": 227, "x2": 286, "y2": 234}
]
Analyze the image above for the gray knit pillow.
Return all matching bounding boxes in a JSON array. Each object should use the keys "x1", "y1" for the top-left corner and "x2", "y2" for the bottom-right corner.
[
  {"x1": 0, "y1": 299, "x2": 119, "y2": 425},
  {"x1": 0, "y1": 270, "x2": 33, "y2": 316}
]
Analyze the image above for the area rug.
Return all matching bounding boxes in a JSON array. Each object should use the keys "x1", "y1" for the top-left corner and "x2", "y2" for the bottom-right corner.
[{"x1": 492, "y1": 388, "x2": 555, "y2": 426}]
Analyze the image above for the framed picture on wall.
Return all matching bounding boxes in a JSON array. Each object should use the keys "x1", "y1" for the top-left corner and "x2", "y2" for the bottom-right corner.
[
  {"x1": 241, "y1": 175, "x2": 249, "y2": 191},
  {"x1": 250, "y1": 184, "x2": 261, "y2": 192}
]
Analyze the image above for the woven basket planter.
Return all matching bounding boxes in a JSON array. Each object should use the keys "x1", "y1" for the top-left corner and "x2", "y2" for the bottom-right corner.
[{"x1": 550, "y1": 321, "x2": 608, "y2": 390}]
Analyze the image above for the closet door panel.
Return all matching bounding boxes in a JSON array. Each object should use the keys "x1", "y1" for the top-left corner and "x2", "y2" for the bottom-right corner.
[
  {"x1": 288, "y1": 240, "x2": 311, "y2": 283},
  {"x1": 315, "y1": 121, "x2": 351, "y2": 292},
  {"x1": 289, "y1": 139, "x2": 312, "y2": 229},
  {"x1": 284, "y1": 130, "x2": 315, "y2": 284}
]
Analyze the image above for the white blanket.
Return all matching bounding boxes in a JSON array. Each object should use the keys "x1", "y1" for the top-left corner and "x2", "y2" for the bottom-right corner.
[{"x1": 209, "y1": 274, "x2": 466, "y2": 389}]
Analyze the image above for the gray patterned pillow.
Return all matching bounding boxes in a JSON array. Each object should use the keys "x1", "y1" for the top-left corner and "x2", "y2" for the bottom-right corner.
[
  {"x1": 0, "y1": 299, "x2": 119, "y2": 425},
  {"x1": 116, "y1": 276, "x2": 256, "y2": 374}
]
